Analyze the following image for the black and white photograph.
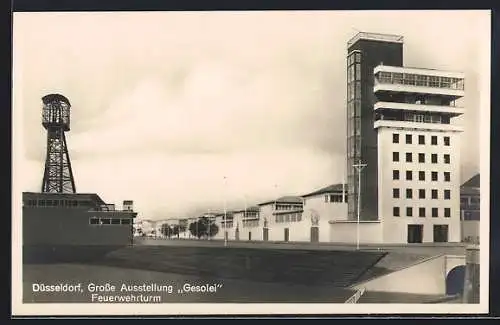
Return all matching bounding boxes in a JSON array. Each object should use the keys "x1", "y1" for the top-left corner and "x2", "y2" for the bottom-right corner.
[{"x1": 11, "y1": 10, "x2": 490, "y2": 315}]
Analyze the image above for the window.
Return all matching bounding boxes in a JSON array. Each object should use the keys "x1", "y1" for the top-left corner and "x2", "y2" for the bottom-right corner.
[
  {"x1": 418, "y1": 153, "x2": 425, "y2": 163},
  {"x1": 431, "y1": 154, "x2": 438, "y2": 164},
  {"x1": 324, "y1": 195, "x2": 329, "y2": 203},
  {"x1": 90, "y1": 217, "x2": 99, "y2": 225},
  {"x1": 444, "y1": 172, "x2": 451, "y2": 182},
  {"x1": 355, "y1": 81, "x2": 361, "y2": 99},
  {"x1": 432, "y1": 208, "x2": 439, "y2": 218},
  {"x1": 406, "y1": 207, "x2": 413, "y2": 217},
  {"x1": 431, "y1": 136, "x2": 437, "y2": 145},
  {"x1": 355, "y1": 64, "x2": 361, "y2": 80},
  {"x1": 406, "y1": 189, "x2": 413, "y2": 199},
  {"x1": 406, "y1": 152, "x2": 412, "y2": 162},
  {"x1": 393, "y1": 170, "x2": 400, "y2": 180},
  {"x1": 432, "y1": 171, "x2": 438, "y2": 181},
  {"x1": 111, "y1": 218, "x2": 121, "y2": 225},
  {"x1": 444, "y1": 190, "x2": 451, "y2": 200},
  {"x1": 419, "y1": 207, "x2": 426, "y2": 218},
  {"x1": 406, "y1": 134, "x2": 412, "y2": 144},
  {"x1": 393, "y1": 207, "x2": 400, "y2": 217},
  {"x1": 419, "y1": 171, "x2": 425, "y2": 181},
  {"x1": 419, "y1": 189, "x2": 426, "y2": 199},
  {"x1": 418, "y1": 135, "x2": 425, "y2": 145},
  {"x1": 393, "y1": 188, "x2": 400, "y2": 198},
  {"x1": 444, "y1": 136, "x2": 450, "y2": 146},
  {"x1": 355, "y1": 52, "x2": 361, "y2": 63},
  {"x1": 101, "y1": 218, "x2": 111, "y2": 225},
  {"x1": 444, "y1": 208, "x2": 451, "y2": 218},
  {"x1": 444, "y1": 154, "x2": 450, "y2": 164},
  {"x1": 393, "y1": 133, "x2": 399, "y2": 143},
  {"x1": 406, "y1": 170, "x2": 413, "y2": 180},
  {"x1": 393, "y1": 152, "x2": 399, "y2": 162},
  {"x1": 432, "y1": 189, "x2": 438, "y2": 199}
]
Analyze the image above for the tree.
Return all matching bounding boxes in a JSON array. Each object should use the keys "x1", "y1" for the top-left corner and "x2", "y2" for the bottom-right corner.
[{"x1": 189, "y1": 217, "x2": 219, "y2": 239}]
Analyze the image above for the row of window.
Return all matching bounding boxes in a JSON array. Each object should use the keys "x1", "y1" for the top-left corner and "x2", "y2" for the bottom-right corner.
[
  {"x1": 243, "y1": 211, "x2": 259, "y2": 218},
  {"x1": 25, "y1": 199, "x2": 91, "y2": 208},
  {"x1": 393, "y1": 170, "x2": 451, "y2": 182},
  {"x1": 393, "y1": 152, "x2": 450, "y2": 164},
  {"x1": 393, "y1": 188, "x2": 451, "y2": 200},
  {"x1": 242, "y1": 220, "x2": 259, "y2": 228},
  {"x1": 393, "y1": 152, "x2": 451, "y2": 164},
  {"x1": 324, "y1": 194, "x2": 346, "y2": 203},
  {"x1": 222, "y1": 222, "x2": 234, "y2": 229},
  {"x1": 275, "y1": 213, "x2": 303, "y2": 223},
  {"x1": 393, "y1": 134, "x2": 450, "y2": 146},
  {"x1": 275, "y1": 204, "x2": 303, "y2": 211},
  {"x1": 376, "y1": 72, "x2": 464, "y2": 90},
  {"x1": 89, "y1": 217, "x2": 132, "y2": 225},
  {"x1": 393, "y1": 207, "x2": 451, "y2": 218}
]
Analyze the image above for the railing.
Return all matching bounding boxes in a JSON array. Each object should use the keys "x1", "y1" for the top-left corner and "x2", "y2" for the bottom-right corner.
[{"x1": 345, "y1": 287, "x2": 366, "y2": 303}]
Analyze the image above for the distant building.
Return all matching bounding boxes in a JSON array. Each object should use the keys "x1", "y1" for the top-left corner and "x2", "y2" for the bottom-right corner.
[
  {"x1": 259, "y1": 196, "x2": 304, "y2": 242},
  {"x1": 460, "y1": 174, "x2": 480, "y2": 244},
  {"x1": 232, "y1": 206, "x2": 261, "y2": 241},
  {"x1": 23, "y1": 192, "x2": 137, "y2": 262}
]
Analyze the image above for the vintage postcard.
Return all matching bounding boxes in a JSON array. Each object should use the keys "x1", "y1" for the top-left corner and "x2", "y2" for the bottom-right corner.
[{"x1": 11, "y1": 10, "x2": 491, "y2": 316}]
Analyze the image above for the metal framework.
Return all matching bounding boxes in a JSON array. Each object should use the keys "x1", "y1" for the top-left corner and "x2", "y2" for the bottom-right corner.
[{"x1": 41, "y1": 94, "x2": 76, "y2": 193}]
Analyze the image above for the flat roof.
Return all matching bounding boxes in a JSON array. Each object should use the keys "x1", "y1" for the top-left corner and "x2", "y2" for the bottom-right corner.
[
  {"x1": 347, "y1": 32, "x2": 404, "y2": 47},
  {"x1": 374, "y1": 65, "x2": 465, "y2": 79},
  {"x1": 23, "y1": 191, "x2": 106, "y2": 206}
]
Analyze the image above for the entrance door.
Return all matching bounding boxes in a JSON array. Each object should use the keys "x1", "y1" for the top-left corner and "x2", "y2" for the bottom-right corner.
[
  {"x1": 248, "y1": 232, "x2": 252, "y2": 241},
  {"x1": 224, "y1": 231, "x2": 228, "y2": 241},
  {"x1": 310, "y1": 227, "x2": 319, "y2": 243},
  {"x1": 263, "y1": 228, "x2": 269, "y2": 241},
  {"x1": 284, "y1": 228, "x2": 289, "y2": 242},
  {"x1": 407, "y1": 225, "x2": 423, "y2": 243},
  {"x1": 433, "y1": 225, "x2": 449, "y2": 243},
  {"x1": 235, "y1": 229, "x2": 240, "y2": 241}
]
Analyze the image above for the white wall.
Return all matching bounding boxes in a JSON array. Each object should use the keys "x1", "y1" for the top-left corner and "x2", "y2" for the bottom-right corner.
[
  {"x1": 353, "y1": 255, "x2": 447, "y2": 295},
  {"x1": 377, "y1": 127, "x2": 461, "y2": 244},
  {"x1": 329, "y1": 221, "x2": 383, "y2": 244}
]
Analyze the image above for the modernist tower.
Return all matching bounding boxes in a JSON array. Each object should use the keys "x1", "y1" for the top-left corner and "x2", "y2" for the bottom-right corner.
[
  {"x1": 346, "y1": 32, "x2": 464, "y2": 243},
  {"x1": 346, "y1": 32, "x2": 404, "y2": 221},
  {"x1": 41, "y1": 94, "x2": 76, "y2": 193}
]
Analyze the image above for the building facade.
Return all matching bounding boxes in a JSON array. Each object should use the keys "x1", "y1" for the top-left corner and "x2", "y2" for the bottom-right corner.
[
  {"x1": 345, "y1": 32, "x2": 464, "y2": 244},
  {"x1": 23, "y1": 192, "x2": 137, "y2": 262},
  {"x1": 302, "y1": 184, "x2": 348, "y2": 242},
  {"x1": 460, "y1": 174, "x2": 480, "y2": 244}
]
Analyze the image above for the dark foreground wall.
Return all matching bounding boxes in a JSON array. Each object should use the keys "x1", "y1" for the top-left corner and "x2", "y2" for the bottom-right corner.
[
  {"x1": 23, "y1": 245, "x2": 126, "y2": 264},
  {"x1": 23, "y1": 207, "x2": 133, "y2": 246}
]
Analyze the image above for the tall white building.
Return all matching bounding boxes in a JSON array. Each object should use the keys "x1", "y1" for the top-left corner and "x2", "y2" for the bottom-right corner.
[{"x1": 373, "y1": 66, "x2": 464, "y2": 243}]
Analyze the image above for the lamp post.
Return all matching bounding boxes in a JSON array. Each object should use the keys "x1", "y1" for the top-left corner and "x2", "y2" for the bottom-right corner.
[
  {"x1": 353, "y1": 162, "x2": 367, "y2": 250},
  {"x1": 223, "y1": 176, "x2": 228, "y2": 247}
]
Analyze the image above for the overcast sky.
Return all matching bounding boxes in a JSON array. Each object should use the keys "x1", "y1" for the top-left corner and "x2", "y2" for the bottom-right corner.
[{"x1": 13, "y1": 10, "x2": 489, "y2": 220}]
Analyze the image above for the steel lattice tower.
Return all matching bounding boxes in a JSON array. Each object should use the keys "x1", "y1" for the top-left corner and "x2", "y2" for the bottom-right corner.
[{"x1": 41, "y1": 94, "x2": 76, "y2": 193}]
